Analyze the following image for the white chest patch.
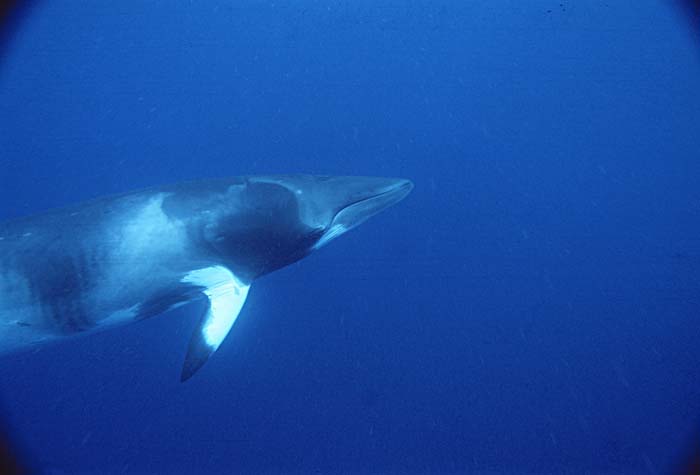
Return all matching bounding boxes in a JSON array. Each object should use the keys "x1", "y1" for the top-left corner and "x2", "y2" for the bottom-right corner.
[{"x1": 313, "y1": 223, "x2": 348, "y2": 250}]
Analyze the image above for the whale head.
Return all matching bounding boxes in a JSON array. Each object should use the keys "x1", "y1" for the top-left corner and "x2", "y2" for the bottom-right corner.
[
  {"x1": 191, "y1": 175, "x2": 413, "y2": 279},
  {"x1": 257, "y1": 175, "x2": 414, "y2": 249}
]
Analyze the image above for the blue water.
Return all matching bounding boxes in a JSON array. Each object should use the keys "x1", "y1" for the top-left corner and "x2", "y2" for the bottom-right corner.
[{"x1": 1, "y1": 1, "x2": 700, "y2": 473}]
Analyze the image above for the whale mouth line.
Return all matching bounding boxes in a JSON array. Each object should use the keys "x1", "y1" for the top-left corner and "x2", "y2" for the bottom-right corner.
[
  {"x1": 366, "y1": 180, "x2": 413, "y2": 205},
  {"x1": 334, "y1": 179, "x2": 413, "y2": 219},
  {"x1": 313, "y1": 179, "x2": 413, "y2": 250}
]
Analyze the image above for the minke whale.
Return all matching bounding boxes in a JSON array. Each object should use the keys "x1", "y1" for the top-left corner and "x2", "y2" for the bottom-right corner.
[{"x1": 0, "y1": 175, "x2": 412, "y2": 380}]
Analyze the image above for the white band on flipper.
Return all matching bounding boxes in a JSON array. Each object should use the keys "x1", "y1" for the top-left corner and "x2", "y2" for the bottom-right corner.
[{"x1": 180, "y1": 266, "x2": 250, "y2": 380}]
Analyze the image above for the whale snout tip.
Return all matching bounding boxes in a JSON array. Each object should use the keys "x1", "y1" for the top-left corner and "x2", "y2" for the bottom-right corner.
[
  {"x1": 393, "y1": 178, "x2": 414, "y2": 198},
  {"x1": 381, "y1": 177, "x2": 413, "y2": 205}
]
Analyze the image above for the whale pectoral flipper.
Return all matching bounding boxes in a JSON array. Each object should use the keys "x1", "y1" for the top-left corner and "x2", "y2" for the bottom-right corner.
[{"x1": 180, "y1": 266, "x2": 250, "y2": 381}]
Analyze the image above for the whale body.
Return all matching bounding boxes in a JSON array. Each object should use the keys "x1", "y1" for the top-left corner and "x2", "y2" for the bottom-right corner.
[{"x1": 0, "y1": 175, "x2": 412, "y2": 380}]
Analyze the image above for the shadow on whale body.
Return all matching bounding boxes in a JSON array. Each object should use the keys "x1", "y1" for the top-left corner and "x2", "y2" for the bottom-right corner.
[{"x1": 0, "y1": 175, "x2": 413, "y2": 382}]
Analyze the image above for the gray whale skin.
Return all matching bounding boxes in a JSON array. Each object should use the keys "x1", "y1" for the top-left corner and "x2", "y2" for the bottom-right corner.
[{"x1": 0, "y1": 175, "x2": 412, "y2": 380}]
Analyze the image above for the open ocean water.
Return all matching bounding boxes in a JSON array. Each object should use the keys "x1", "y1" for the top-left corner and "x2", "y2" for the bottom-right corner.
[{"x1": 1, "y1": 1, "x2": 700, "y2": 474}]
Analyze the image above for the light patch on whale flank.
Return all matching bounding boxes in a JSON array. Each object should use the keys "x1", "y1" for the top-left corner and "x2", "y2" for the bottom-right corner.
[
  {"x1": 114, "y1": 193, "x2": 184, "y2": 259},
  {"x1": 97, "y1": 194, "x2": 187, "y2": 306}
]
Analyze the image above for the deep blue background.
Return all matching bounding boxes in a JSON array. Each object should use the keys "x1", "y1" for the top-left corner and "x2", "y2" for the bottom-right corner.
[{"x1": 1, "y1": 1, "x2": 700, "y2": 473}]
